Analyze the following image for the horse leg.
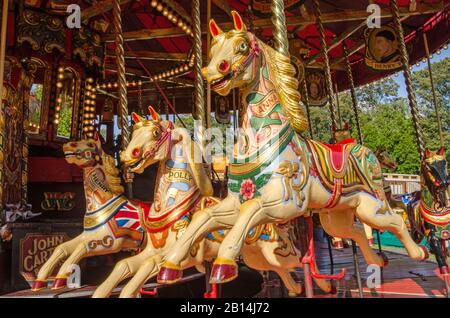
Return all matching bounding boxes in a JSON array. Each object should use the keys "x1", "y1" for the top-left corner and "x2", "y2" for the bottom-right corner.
[
  {"x1": 363, "y1": 224, "x2": 375, "y2": 246},
  {"x1": 32, "y1": 235, "x2": 82, "y2": 291},
  {"x1": 355, "y1": 197, "x2": 427, "y2": 261},
  {"x1": 92, "y1": 247, "x2": 156, "y2": 298},
  {"x1": 52, "y1": 243, "x2": 92, "y2": 289},
  {"x1": 158, "y1": 196, "x2": 238, "y2": 284},
  {"x1": 119, "y1": 254, "x2": 162, "y2": 298},
  {"x1": 211, "y1": 198, "x2": 298, "y2": 284},
  {"x1": 320, "y1": 210, "x2": 385, "y2": 266},
  {"x1": 428, "y1": 230, "x2": 448, "y2": 273}
]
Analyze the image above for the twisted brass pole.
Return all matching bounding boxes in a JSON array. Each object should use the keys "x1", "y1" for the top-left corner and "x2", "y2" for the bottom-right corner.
[
  {"x1": 312, "y1": 0, "x2": 338, "y2": 129},
  {"x1": 113, "y1": 0, "x2": 133, "y2": 195},
  {"x1": 271, "y1": 0, "x2": 289, "y2": 56},
  {"x1": 343, "y1": 44, "x2": 363, "y2": 144},
  {"x1": 390, "y1": 0, "x2": 425, "y2": 161},
  {"x1": 302, "y1": 79, "x2": 314, "y2": 139},
  {"x1": 192, "y1": 0, "x2": 205, "y2": 151}
]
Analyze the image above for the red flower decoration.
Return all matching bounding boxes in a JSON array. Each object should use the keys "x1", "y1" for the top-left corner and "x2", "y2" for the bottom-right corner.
[{"x1": 240, "y1": 179, "x2": 256, "y2": 201}]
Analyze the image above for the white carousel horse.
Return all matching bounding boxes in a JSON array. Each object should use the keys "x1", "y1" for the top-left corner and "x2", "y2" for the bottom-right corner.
[
  {"x1": 92, "y1": 109, "x2": 331, "y2": 297},
  {"x1": 32, "y1": 133, "x2": 145, "y2": 290},
  {"x1": 157, "y1": 11, "x2": 427, "y2": 285}
]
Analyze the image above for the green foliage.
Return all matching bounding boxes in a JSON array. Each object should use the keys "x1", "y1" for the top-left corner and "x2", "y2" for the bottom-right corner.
[
  {"x1": 57, "y1": 103, "x2": 73, "y2": 138},
  {"x1": 308, "y1": 59, "x2": 450, "y2": 174}
]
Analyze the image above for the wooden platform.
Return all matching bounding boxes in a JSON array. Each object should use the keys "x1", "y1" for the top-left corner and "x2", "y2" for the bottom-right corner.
[
  {"x1": 309, "y1": 245, "x2": 447, "y2": 298},
  {"x1": 2, "y1": 245, "x2": 447, "y2": 298}
]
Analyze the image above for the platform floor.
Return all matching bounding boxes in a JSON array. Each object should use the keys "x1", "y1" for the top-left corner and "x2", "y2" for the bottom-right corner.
[{"x1": 2, "y1": 245, "x2": 448, "y2": 298}]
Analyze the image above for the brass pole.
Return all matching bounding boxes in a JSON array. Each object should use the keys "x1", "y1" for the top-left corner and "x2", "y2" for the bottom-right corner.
[
  {"x1": 192, "y1": 0, "x2": 205, "y2": 151},
  {"x1": 390, "y1": 0, "x2": 425, "y2": 161},
  {"x1": 113, "y1": 0, "x2": 133, "y2": 197},
  {"x1": 335, "y1": 82, "x2": 342, "y2": 129},
  {"x1": 0, "y1": 0, "x2": 9, "y2": 212},
  {"x1": 302, "y1": 78, "x2": 314, "y2": 139},
  {"x1": 206, "y1": 0, "x2": 212, "y2": 130},
  {"x1": 423, "y1": 32, "x2": 444, "y2": 148},
  {"x1": 343, "y1": 43, "x2": 363, "y2": 144},
  {"x1": 312, "y1": 0, "x2": 338, "y2": 129},
  {"x1": 0, "y1": 0, "x2": 8, "y2": 110}
]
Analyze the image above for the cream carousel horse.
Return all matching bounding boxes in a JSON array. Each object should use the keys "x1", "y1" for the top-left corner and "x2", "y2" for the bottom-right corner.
[
  {"x1": 331, "y1": 124, "x2": 399, "y2": 248},
  {"x1": 32, "y1": 133, "x2": 145, "y2": 291},
  {"x1": 157, "y1": 11, "x2": 427, "y2": 285},
  {"x1": 93, "y1": 109, "x2": 331, "y2": 297}
]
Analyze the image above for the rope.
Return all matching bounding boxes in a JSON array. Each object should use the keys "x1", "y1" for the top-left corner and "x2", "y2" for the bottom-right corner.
[
  {"x1": 390, "y1": 0, "x2": 425, "y2": 161},
  {"x1": 343, "y1": 43, "x2": 363, "y2": 144},
  {"x1": 312, "y1": 0, "x2": 338, "y2": 129}
]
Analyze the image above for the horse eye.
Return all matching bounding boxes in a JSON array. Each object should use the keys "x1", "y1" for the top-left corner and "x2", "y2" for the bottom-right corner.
[
  {"x1": 153, "y1": 130, "x2": 160, "y2": 138},
  {"x1": 238, "y1": 42, "x2": 248, "y2": 53}
]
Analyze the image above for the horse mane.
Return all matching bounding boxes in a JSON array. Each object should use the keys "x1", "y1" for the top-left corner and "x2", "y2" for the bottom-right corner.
[
  {"x1": 101, "y1": 153, "x2": 124, "y2": 195},
  {"x1": 258, "y1": 38, "x2": 309, "y2": 134}
]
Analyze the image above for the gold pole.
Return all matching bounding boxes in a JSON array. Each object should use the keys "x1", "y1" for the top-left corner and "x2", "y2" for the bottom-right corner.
[
  {"x1": 302, "y1": 78, "x2": 314, "y2": 139},
  {"x1": 113, "y1": 0, "x2": 133, "y2": 196},
  {"x1": 193, "y1": 0, "x2": 205, "y2": 150},
  {"x1": 206, "y1": 0, "x2": 212, "y2": 130},
  {"x1": 334, "y1": 82, "x2": 342, "y2": 129},
  {"x1": 390, "y1": 0, "x2": 425, "y2": 161},
  {"x1": 0, "y1": 0, "x2": 9, "y2": 212},
  {"x1": 0, "y1": 0, "x2": 9, "y2": 111},
  {"x1": 312, "y1": 0, "x2": 338, "y2": 129},
  {"x1": 423, "y1": 32, "x2": 444, "y2": 148}
]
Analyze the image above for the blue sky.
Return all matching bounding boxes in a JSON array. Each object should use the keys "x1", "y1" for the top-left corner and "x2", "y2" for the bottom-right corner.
[{"x1": 393, "y1": 46, "x2": 449, "y2": 98}]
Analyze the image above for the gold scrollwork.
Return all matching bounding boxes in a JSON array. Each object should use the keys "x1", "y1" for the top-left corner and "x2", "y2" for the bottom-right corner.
[{"x1": 87, "y1": 235, "x2": 114, "y2": 250}]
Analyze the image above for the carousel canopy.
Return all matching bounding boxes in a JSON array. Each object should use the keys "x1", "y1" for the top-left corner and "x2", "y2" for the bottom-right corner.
[{"x1": 18, "y1": 0, "x2": 450, "y2": 114}]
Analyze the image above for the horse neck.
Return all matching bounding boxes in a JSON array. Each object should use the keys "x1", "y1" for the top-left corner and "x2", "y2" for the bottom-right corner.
[
  {"x1": 82, "y1": 164, "x2": 116, "y2": 212},
  {"x1": 153, "y1": 142, "x2": 199, "y2": 213},
  {"x1": 240, "y1": 50, "x2": 290, "y2": 144}
]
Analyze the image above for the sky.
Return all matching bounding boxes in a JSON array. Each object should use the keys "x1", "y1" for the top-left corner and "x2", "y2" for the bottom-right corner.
[{"x1": 393, "y1": 46, "x2": 449, "y2": 98}]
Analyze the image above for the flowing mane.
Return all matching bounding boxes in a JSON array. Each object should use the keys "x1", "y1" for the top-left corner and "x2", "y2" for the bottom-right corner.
[
  {"x1": 259, "y1": 38, "x2": 309, "y2": 134},
  {"x1": 101, "y1": 153, "x2": 124, "y2": 195}
]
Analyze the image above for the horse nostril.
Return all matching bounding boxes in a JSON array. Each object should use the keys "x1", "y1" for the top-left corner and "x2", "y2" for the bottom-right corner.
[
  {"x1": 132, "y1": 148, "x2": 141, "y2": 158},
  {"x1": 218, "y1": 60, "x2": 229, "y2": 73}
]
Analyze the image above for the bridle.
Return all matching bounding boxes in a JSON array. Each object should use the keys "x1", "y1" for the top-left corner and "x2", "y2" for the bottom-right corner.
[{"x1": 230, "y1": 34, "x2": 260, "y2": 79}]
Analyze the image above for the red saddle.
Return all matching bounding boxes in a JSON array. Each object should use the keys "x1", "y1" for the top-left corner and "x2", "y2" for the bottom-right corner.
[{"x1": 320, "y1": 138, "x2": 357, "y2": 173}]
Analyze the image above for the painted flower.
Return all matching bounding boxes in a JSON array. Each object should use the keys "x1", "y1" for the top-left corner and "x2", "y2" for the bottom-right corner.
[{"x1": 240, "y1": 178, "x2": 256, "y2": 201}]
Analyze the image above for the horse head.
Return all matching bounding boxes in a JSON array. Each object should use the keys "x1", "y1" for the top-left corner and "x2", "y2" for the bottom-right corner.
[
  {"x1": 202, "y1": 11, "x2": 262, "y2": 96},
  {"x1": 63, "y1": 132, "x2": 103, "y2": 168},
  {"x1": 121, "y1": 106, "x2": 173, "y2": 174},
  {"x1": 331, "y1": 122, "x2": 352, "y2": 143},
  {"x1": 423, "y1": 147, "x2": 449, "y2": 208},
  {"x1": 375, "y1": 147, "x2": 398, "y2": 171}
]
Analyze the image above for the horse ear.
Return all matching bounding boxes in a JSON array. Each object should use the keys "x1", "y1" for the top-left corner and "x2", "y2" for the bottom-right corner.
[
  {"x1": 425, "y1": 148, "x2": 430, "y2": 158},
  {"x1": 438, "y1": 147, "x2": 445, "y2": 156},
  {"x1": 148, "y1": 105, "x2": 160, "y2": 121},
  {"x1": 344, "y1": 122, "x2": 349, "y2": 130},
  {"x1": 209, "y1": 19, "x2": 223, "y2": 37},
  {"x1": 231, "y1": 11, "x2": 247, "y2": 32},
  {"x1": 131, "y1": 112, "x2": 145, "y2": 124}
]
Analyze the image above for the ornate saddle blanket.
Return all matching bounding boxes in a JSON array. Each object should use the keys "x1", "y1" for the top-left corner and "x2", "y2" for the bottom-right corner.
[
  {"x1": 305, "y1": 139, "x2": 384, "y2": 204},
  {"x1": 419, "y1": 201, "x2": 450, "y2": 228},
  {"x1": 83, "y1": 195, "x2": 145, "y2": 245}
]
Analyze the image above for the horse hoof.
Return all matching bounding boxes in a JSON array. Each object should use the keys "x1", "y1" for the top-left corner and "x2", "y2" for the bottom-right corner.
[
  {"x1": 52, "y1": 277, "x2": 67, "y2": 290},
  {"x1": 368, "y1": 238, "x2": 375, "y2": 247},
  {"x1": 157, "y1": 263, "x2": 182, "y2": 284},
  {"x1": 31, "y1": 280, "x2": 47, "y2": 291},
  {"x1": 377, "y1": 252, "x2": 389, "y2": 267},
  {"x1": 419, "y1": 245, "x2": 430, "y2": 260},
  {"x1": 333, "y1": 241, "x2": 344, "y2": 249},
  {"x1": 209, "y1": 259, "x2": 238, "y2": 284}
]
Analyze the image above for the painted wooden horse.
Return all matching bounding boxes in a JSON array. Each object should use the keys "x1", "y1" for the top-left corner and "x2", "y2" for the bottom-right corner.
[
  {"x1": 92, "y1": 108, "x2": 331, "y2": 297},
  {"x1": 32, "y1": 133, "x2": 145, "y2": 291},
  {"x1": 408, "y1": 148, "x2": 450, "y2": 277},
  {"x1": 157, "y1": 11, "x2": 427, "y2": 285}
]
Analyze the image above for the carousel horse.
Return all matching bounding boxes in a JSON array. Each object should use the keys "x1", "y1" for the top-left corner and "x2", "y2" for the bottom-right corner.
[
  {"x1": 407, "y1": 148, "x2": 450, "y2": 275},
  {"x1": 93, "y1": 109, "x2": 331, "y2": 298},
  {"x1": 157, "y1": 11, "x2": 427, "y2": 285},
  {"x1": 331, "y1": 122, "x2": 399, "y2": 248},
  {"x1": 31, "y1": 133, "x2": 146, "y2": 291}
]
